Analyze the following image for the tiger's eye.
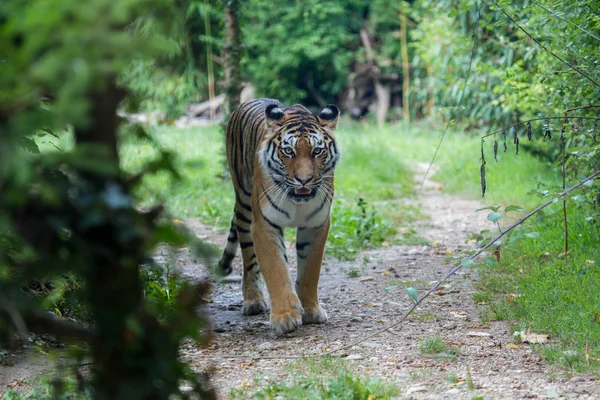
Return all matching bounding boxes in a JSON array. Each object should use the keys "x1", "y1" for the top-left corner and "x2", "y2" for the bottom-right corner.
[{"x1": 313, "y1": 148, "x2": 324, "y2": 157}]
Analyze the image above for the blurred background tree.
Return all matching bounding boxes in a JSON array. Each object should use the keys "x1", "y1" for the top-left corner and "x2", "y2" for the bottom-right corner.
[{"x1": 0, "y1": 0, "x2": 216, "y2": 398}]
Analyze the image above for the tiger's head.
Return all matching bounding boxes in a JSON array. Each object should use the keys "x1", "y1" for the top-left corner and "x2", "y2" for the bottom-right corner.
[{"x1": 260, "y1": 103, "x2": 340, "y2": 202}]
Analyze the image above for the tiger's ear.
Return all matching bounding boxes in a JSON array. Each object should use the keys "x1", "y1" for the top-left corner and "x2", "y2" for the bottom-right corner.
[
  {"x1": 318, "y1": 104, "x2": 340, "y2": 129},
  {"x1": 265, "y1": 104, "x2": 285, "y2": 128}
]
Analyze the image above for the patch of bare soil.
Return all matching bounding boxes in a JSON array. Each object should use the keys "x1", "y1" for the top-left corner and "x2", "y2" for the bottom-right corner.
[{"x1": 181, "y1": 165, "x2": 600, "y2": 399}]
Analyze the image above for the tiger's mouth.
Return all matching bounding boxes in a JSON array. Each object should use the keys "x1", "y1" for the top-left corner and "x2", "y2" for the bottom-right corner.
[{"x1": 289, "y1": 187, "x2": 316, "y2": 201}]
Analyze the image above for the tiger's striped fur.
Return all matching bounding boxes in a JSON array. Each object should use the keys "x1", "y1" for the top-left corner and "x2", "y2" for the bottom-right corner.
[{"x1": 218, "y1": 98, "x2": 340, "y2": 334}]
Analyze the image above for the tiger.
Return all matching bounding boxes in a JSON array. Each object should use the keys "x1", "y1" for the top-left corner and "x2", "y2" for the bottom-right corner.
[{"x1": 217, "y1": 98, "x2": 340, "y2": 335}]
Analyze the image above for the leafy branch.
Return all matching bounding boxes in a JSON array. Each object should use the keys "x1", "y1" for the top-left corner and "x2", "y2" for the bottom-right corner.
[
  {"x1": 492, "y1": 0, "x2": 600, "y2": 88},
  {"x1": 329, "y1": 168, "x2": 600, "y2": 354}
]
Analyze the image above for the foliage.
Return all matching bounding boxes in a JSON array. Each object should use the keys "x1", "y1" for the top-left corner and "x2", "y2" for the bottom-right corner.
[
  {"x1": 418, "y1": 336, "x2": 449, "y2": 355},
  {"x1": 2, "y1": 378, "x2": 91, "y2": 400},
  {"x1": 230, "y1": 369, "x2": 399, "y2": 400},
  {"x1": 120, "y1": 0, "x2": 223, "y2": 117},
  {"x1": 472, "y1": 192, "x2": 600, "y2": 371},
  {"x1": 328, "y1": 198, "x2": 396, "y2": 260},
  {"x1": 240, "y1": 0, "x2": 365, "y2": 106},
  {"x1": 119, "y1": 122, "x2": 418, "y2": 260},
  {"x1": 0, "y1": 0, "x2": 215, "y2": 398}
]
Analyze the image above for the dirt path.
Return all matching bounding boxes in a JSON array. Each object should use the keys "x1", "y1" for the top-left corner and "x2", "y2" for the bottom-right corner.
[
  {"x1": 181, "y1": 165, "x2": 600, "y2": 399},
  {"x1": 2, "y1": 166, "x2": 599, "y2": 399}
]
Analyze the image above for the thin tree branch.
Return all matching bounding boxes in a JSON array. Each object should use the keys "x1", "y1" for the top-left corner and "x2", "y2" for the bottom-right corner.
[
  {"x1": 492, "y1": 0, "x2": 600, "y2": 88},
  {"x1": 531, "y1": 1, "x2": 600, "y2": 42},
  {"x1": 480, "y1": 116, "x2": 599, "y2": 140},
  {"x1": 329, "y1": 169, "x2": 600, "y2": 354},
  {"x1": 196, "y1": 170, "x2": 600, "y2": 362}
]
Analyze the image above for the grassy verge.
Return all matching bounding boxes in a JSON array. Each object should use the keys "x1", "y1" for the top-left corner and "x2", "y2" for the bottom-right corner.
[
  {"x1": 412, "y1": 123, "x2": 600, "y2": 372},
  {"x1": 229, "y1": 356, "x2": 399, "y2": 399},
  {"x1": 119, "y1": 121, "x2": 420, "y2": 259},
  {"x1": 473, "y1": 209, "x2": 600, "y2": 372}
]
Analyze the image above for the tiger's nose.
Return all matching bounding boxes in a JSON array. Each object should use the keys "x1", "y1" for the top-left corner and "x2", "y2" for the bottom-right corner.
[{"x1": 295, "y1": 175, "x2": 313, "y2": 186}]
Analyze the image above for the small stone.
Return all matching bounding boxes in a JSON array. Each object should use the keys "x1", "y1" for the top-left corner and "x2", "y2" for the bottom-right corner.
[
  {"x1": 359, "y1": 276, "x2": 374, "y2": 282},
  {"x1": 443, "y1": 322, "x2": 457, "y2": 330},
  {"x1": 383, "y1": 300, "x2": 402, "y2": 307},
  {"x1": 446, "y1": 388, "x2": 460, "y2": 395},
  {"x1": 346, "y1": 354, "x2": 363, "y2": 360},
  {"x1": 219, "y1": 275, "x2": 242, "y2": 284},
  {"x1": 350, "y1": 317, "x2": 363, "y2": 323},
  {"x1": 361, "y1": 341, "x2": 380, "y2": 348},
  {"x1": 467, "y1": 331, "x2": 492, "y2": 338},
  {"x1": 257, "y1": 342, "x2": 275, "y2": 351},
  {"x1": 406, "y1": 385, "x2": 428, "y2": 395}
]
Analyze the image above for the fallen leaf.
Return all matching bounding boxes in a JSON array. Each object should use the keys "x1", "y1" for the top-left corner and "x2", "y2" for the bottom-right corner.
[
  {"x1": 507, "y1": 343, "x2": 520, "y2": 350},
  {"x1": 381, "y1": 241, "x2": 390, "y2": 247},
  {"x1": 7, "y1": 380, "x2": 24, "y2": 389},
  {"x1": 467, "y1": 322, "x2": 489, "y2": 329},
  {"x1": 450, "y1": 311, "x2": 468, "y2": 318},
  {"x1": 593, "y1": 312, "x2": 600, "y2": 324},
  {"x1": 518, "y1": 330, "x2": 550, "y2": 344},
  {"x1": 505, "y1": 295, "x2": 517, "y2": 302},
  {"x1": 172, "y1": 219, "x2": 184, "y2": 225},
  {"x1": 584, "y1": 260, "x2": 595, "y2": 266},
  {"x1": 493, "y1": 248, "x2": 501, "y2": 262},
  {"x1": 240, "y1": 362, "x2": 255, "y2": 368},
  {"x1": 359, "y1": 276, "x2": 374, "y2": 282},
  {"x1": 467, "y1": 331, "x2": 491, "y2": 338}
]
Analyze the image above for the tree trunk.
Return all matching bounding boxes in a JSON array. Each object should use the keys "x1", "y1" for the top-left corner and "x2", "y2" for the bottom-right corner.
[
  {"x1": 204, "y1": 0, "x2": 216, "y2": 121},
  {"x1": 223, "y1": 0, "x2": 242, "y2": 118},
  {"x1": 374, "y1": 81, "x2": 390, "y2": 127},
  {"x1": 400, "y1": 12, "x2": 410, "y2": 122}
]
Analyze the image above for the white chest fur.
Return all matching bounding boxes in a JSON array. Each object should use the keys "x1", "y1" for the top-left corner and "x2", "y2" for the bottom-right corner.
[{"x1": 262, "y1": 194, "x2": 330, "y2": 229}]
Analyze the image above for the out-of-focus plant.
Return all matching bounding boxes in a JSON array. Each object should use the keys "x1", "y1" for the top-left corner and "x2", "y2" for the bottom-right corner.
[{"x1": 0, "y1": 0, "x2": 216, "y2": 398}]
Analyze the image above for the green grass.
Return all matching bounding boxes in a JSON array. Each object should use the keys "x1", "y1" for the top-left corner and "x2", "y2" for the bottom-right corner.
[
  {"x1": 385, "y1": 121, "x2": 600, "y2": 372},
  {"x1": 229, "y1": 356, "x2": 399, "y2": 399},
  {"x1": 384, "y1": 121, "x2": 564, "y2": 210},
  {"x1": 418, "y1": 335, "x2": 460, "y2": 361},
  {"x1": 418, "y1": 336, "x2": 448, "y2": 354},
  {"x1": 472, "y1": 212, "x2": 600, "y2": 371},
  {"x1": 119, "y1": 120, "x2": 420, "y2": 259},
  {"x1": 120, "y1": 126, "x2": 234, "y2": 226},
  {"x1": 2, "y1": 377, "x2": 90, "y2": 400}
]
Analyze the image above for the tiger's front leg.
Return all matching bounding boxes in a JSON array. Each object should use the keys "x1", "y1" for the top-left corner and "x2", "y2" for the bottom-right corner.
[
  {"x1": 295, "y1": 220, "x2": 329, "y2": 324},
  {"x1": 252, "y1": 211, "x2": 304, "y2": 335}
]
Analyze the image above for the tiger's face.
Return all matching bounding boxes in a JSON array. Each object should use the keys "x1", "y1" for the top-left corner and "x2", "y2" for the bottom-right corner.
[{"x1": 260, "y1": 104, "x2": 340, "y2": 202}]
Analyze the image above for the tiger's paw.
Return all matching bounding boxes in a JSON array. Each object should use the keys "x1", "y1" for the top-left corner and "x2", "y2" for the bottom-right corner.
[
  {"x1": 270, "y1": 307, "x2": 303, "y2": 335},
  {"x1": 302, "y1": 306, "x2": 328, "y2": 325},
  {"x1": 242, "y1": 299, "x2": 269, "y2": 316}
]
